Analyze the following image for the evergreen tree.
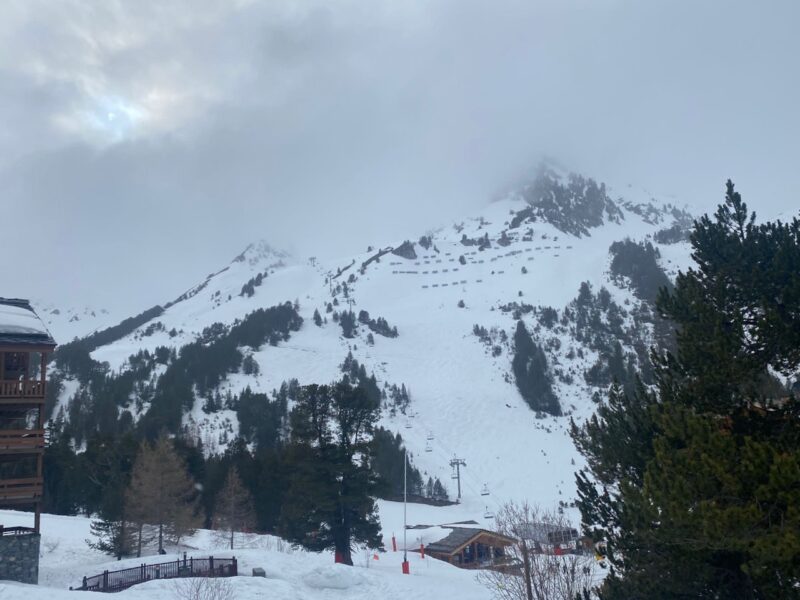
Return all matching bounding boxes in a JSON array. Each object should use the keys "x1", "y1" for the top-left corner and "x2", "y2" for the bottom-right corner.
[
  {"x1": 339, "y1": 310, "x2": 357, "y2": 338},
  {"x1": 512, "y1": 321, "x2": 561, "y2": 415},
  {"x1": 572, "y1": 181, "x2": 800, "y2": 599},
  {"x1": 88, "y1": 505, "x2": 135, "y2": 560},
  {"x1": 313, "y1": 309, "x2": 323, "y2": 327},
  {"x1": 280, "y1": 381, "x2": 383, "y2": 565}
]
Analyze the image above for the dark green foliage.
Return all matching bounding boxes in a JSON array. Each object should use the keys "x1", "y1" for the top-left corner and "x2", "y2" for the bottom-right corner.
[
  {"x1": 280, "y1": 381, "x2": 384, "y2": 565},
  {"x1": 241, "y1": 354, "x2": 260, "y2": 376},
  {"x1": 370, "y1": 428, "x2": 423, "y2": 497},
  {"x1": 512, "y1": 321, "x2": 561, "y2": 415},
  {"x1": 357, "y1": 310, "x2": 398, "y2": 338},
  {"x1": 658, "y1": 181, "x2": 800, "y2": 410},
  {"x1": 240, "y1": 271, "x2": 267, "y2": 297},
  {"x1": 654, "y1": 223, "x2": 690, "y2": 244},
  {"x1": 340, "y1": 352, "x2": 389, "y2": 411},
  {"x1": 572, "y1": 182, "x2": 800, "y2": 599},
  {"x1": 313, "y1": 309, "x2": 323, "y2": 326},
  {"x1": 235, "y1": 386, "x2": 289, "y2": 450},
  {"x1": 140, "y1": 303, "x2": 302, "y2": 437},
  {"x1": 339, "y1": 310, "x2": 357, "y2": 338},
  {"x1": 538, "y1": 307, "x2": 558, "y2": 328},
  {"x1": 42, "y1": 416, "x2": 84, "y2": 515},
  {"x1": 473, "y1": 324, "x2": 489, "y2": 342},
  {"x1": 391, "y1": 240, "x2": 417, "y2": 260},
  {"x1": 461, "y1": 232, "x2": 491, "y2": 250},
  {"x1": 609, "y1": 239, "x2": 673, "y2": 303}
]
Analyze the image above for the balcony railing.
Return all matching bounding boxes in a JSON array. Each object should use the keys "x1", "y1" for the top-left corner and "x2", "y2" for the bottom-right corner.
[
  {"x1": 0, "y1": 430, "x2": 45, "y2": 454},
  {"x1": 0, "y1": 380, "x2": 45, "y2": 402},
  {"x1": 0, "y1": 526, "x2": 37, "y2": 536},
  {"x1": 0, "y1": 477, "x2": 43, "y2": 504}
]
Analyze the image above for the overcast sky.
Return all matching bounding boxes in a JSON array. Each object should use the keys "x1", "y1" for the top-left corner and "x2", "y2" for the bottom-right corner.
[{"x1": 2, "y1": 0, "x2": 798, "y2": 314}]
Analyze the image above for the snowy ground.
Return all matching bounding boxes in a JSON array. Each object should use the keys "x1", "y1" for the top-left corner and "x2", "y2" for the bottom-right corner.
[{"x1": 0, "y1": 506, "x2": 495, "y2": 600}]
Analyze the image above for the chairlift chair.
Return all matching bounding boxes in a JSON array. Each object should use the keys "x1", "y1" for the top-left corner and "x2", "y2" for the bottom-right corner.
[
  {"x1": 483, "y1": 506, "x2": 495, "y2": 519},
  {"x1": 426, "y1": 432, "x2": 434, "y2": 441},
  {"x1": 425, "y1": 442, "x2": 432, "y2": 453},
  {"x1": 404, "y1": 420, "x2": 412, "y2": 429},
  {"x1": 481, "y1": 484, "x2": 490, "y2": 496}
]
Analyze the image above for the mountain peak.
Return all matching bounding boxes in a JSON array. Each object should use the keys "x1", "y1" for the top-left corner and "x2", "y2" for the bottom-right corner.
[{"x1": 232, "y1": 240, "x2": 290, "y2": 268}]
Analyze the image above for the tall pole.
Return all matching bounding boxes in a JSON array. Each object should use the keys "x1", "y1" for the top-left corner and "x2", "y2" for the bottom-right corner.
[
  {"x1": 402, "y1": 447, "x2": 410, "y2": 574},
  {"x1": 449, "y1": 457, "x2": 466, "y2": 501}
]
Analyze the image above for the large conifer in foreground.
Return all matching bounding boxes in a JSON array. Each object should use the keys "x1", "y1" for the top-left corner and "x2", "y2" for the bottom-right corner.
[
  {"x1": 279, "y1": 380, "x2": 383, "y2": 565},
  {"x1": 572, "y1": 181, "x2": 800, "y2": 599}
]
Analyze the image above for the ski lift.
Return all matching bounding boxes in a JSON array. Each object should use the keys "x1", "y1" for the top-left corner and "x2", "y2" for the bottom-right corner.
[
  {"x1": 483, "y1": 506, "x2": 495, "y2": 519},
  {"x1": 426, "y1": 432, "x2": 434, "y2": 441},
  {"x1": 425, "y1": 441, "x2": 432, "y2": 453},
  {"x1": 404, "y1": 420, "x2": 412, "y2": 429},
  {"x1": 481, "y1": 483, "x2": 490, "y2": 496}
]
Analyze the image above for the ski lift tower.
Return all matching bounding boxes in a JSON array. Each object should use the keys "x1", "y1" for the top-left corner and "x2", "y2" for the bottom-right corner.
[{"x1": 449, "y1": 456, "x2": 466, "y2": 501}]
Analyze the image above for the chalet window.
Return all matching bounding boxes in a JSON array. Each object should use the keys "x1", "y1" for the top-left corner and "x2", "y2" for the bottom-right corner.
[{"x1": 2, "y1": 352, "x2": 29, "y2": 380}]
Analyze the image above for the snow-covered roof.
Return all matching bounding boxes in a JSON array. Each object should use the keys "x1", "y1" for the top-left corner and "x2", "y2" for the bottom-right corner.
[
  {"x1": 426, "y1": 527, "x2": 516, "y2": 555},
  {"x1": 0, "y1": 298, "x2": 56, "y2": 347}
]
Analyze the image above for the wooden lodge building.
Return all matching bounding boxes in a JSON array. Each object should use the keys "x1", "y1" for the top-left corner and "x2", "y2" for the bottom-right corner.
[
  {"x1": 425, "y1": 527, "x2": 517, "y2": 571},
  {"x1": 0, "y1": 298, "x2": 56, "y2": 584}
]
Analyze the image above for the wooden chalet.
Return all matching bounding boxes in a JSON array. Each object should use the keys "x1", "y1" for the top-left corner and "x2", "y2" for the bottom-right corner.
[
  {"x1": 0, "y1": 298, "x2": 56, "y2": 533},
  {"x1": 425, "y1": 527, "x2": 517, "y2": 570}
]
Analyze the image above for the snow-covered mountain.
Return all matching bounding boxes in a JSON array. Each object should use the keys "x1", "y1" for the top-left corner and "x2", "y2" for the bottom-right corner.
[
  {"x1": 31, "y1": 302, "x2": 116, "y2": 343},
  {"x1": 48, "y1": 164, "x2": 695, "y2": 524}
]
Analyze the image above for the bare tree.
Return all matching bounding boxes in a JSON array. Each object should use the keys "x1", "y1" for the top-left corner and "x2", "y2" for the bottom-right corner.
[
  {"x1": 213, "y1": 466, "x2": 256, "y2": 549},
  {"x1": 126, "y1": 435, "x2": 200, "y2": 555},
  {"x1": 172, "y1": 576, "x2": 234, "y2": 600},
  {"x1": 478, "y1": 501, "x2": 598, "y2": 600}
]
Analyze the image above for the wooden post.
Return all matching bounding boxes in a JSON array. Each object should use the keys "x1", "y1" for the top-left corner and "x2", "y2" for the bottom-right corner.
[
  {"x1": 210, "y1": 556, "x2": 214, "y2": 574},
  {"x1": 103, "y1": 570, "x2": 109, "y2": 591},
  {"x1": 232, "y1": 557, "x2": 237, "y2": 576}
]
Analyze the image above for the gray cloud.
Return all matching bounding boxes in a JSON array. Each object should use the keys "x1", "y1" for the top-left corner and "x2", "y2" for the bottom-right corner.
[{"x1": 1, "y1": 0, "x2": 798, "y2": 314}]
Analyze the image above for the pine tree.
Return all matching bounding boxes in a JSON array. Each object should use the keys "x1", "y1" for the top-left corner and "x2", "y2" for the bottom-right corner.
[
  {"x1": 126, "y1": 435, "x2": 199, "y2": 555},
  {"x1": 280, "y1": 381, "x2": 383, "y2": 565},
  {"x1": 313, "y1": 309, "x2": 323, "y2": 327},
  {"x1": 572, "y1": 181, "x2": 800, "y2": 599},
  {"x1": 214, "y1": 466, "x2": 256, "y2": 549},
  {"x1": 512, "y1": 321, "x2": 561, "y2": 415},
  {"x1": 339, "y1": 310, "x2": 357, "y2": 338}
]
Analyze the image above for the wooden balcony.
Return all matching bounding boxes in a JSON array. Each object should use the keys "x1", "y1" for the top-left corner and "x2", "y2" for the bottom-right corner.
[
  {"x1": 0, "y1": 430, "x2": 45, "y2": 454},
  {"x1": 0, "y1": 380, "x2": 45, "y2": 404},
  {"x1": 0, "y1": 477, "x2": 43, "y2": 504}
]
